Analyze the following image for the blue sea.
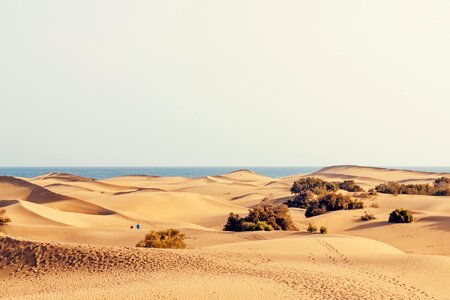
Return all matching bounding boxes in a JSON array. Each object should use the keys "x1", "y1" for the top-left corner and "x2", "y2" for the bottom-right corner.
[
  {"x1": 0, "y1": 167, "x2": 321, "y2": 179},
  {"x1": 0, "y1": 167, "x2": 449, "y2": 180}
]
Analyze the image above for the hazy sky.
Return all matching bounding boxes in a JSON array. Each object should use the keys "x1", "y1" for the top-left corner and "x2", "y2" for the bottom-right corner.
[{"x1": 1, "y1": 1, "x2": 449, "y2": 166}]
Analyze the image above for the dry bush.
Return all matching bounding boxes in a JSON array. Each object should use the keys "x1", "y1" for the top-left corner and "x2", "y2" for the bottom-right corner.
[
  {"x1": 360, "y1": 211, "x2": 376, "y2": 221},
  {"x1": 370, "y1": 202, "x2": 380, "y2": 208},
  {"x1": 136, "y1": 229, "x2": 187, "y2": 249},
  {"x1": 375, "y1": 177, "x2": 450, "y2": 196},
  {"x1": 354, "y1": 192, "x2": 372, "y2": 199},
  {"x1": 368, "y1": 188, "x2": 378, "y2": 196},
  {"x1": 0, "y1": 209, "x2": 11, "y2": 225},
  {"x1": 338, "y1": 180, "x2": 364, "y2": 192},
  {"x1": 388, "y1": 209, "x2": 414, "y2": 223},
  {"x1": 319, "y1": 226, "x2": 328, "y2": 234},
  {"x1": 307, "y1": 223, "x2": 317, "y2": 233}
]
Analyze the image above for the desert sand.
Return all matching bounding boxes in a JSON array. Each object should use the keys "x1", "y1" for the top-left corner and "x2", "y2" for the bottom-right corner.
[{"x1": 1, "y1": 166, "x2": 450, "y2": 299}]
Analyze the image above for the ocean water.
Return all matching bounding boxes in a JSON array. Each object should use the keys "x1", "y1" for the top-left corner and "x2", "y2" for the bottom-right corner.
[
  {"x1": 0, "y1": 167, "x2": 321, "y2": 179},
  {"x1": 0, "y1": 166, "x2": 449, "y2": 180}
]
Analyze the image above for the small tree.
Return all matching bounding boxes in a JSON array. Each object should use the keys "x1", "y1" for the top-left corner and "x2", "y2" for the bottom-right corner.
[
  {"x1": 136, "y1": 229, "x2": 187, "y2": 249},
  {"x1": 388, "y1": 209, "x2": 413, "y2": 223},
  {"x1": 0, "y1": 209, "x2": 11, "y2": 225}
]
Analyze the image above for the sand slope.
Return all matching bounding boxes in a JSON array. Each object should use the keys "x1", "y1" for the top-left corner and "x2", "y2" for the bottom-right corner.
[
  {"x1": 1, "y1": 234, "x2": 449, "y2": 299},
  {"x1": 1, "y1": 166, "x2": 450, "y2": 299}
]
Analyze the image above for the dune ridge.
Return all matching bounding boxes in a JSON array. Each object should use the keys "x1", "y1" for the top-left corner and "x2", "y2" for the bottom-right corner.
[{"x1": 1, "y1": 165, "x2": 450, "y2": 299}]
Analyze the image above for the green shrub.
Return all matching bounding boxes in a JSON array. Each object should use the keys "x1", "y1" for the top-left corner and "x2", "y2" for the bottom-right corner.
[
  {"x1": 305, "y1": 203, "x2": 326, "y2": 217},
  {"x1": 434, "y1": 177, "x2": 450, "y2": 190},
  {"x1": 223, "y1": 213, "x2": 243, "y2": 231},
  {"x1": 338, "y1": 180, "x2": 364, "y2": 192},
  {"x1": 319, "y1": 226, "x2": 328, "y2": 234},
  {"x1": 286, "y1": 190, "x2": 316, "y2": 208},
  {"x1": 388, "y1": 209, "x2": 414, "y2": 223},
  {"x1": 256, "y1": 221, "x2": 274, "y2": 231},
  {"x1": 240, "y1": 221, "x2": 274, "y2": 231},
  {"x1": 348, "y1": 199, "x2": 364, "y2": 209},
  {"x1": 0, "y1": 209, "x2": 11, "y2": 225},
  {"x1": 360, "y1": 211, "x2": 376, "y2": 221},
  {"x1": 240, "y1": 221, "x2": 258, "y2": 231},
  {"x1": 318, "y1": 193, "x2": 363, "y2": 211},
  {"x1": 136, "y1": 229, "x2": 187, "y2": 249},
  {"x1": 434, "y1": 189, "x2": 450, "y2": 196},
  {"x1": 290, "y1": 177, "x2": 337, "y2": 196},
  {"x1": 224, "y1": 203, "x2": 297, "y2": 231},
  {"x1": 375, "y1": 177, "x2": 450, "y2": 196},
  {"x1": 304, "y1": 193, "x2": 364, "y2": 218},
  {"x1": 307, "y1": 223, "x2": 317, "y2": 233}
]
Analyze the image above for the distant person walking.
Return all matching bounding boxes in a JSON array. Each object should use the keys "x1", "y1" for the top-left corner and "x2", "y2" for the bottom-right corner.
[{"x1": 136, "y1": 223, "x2": 141, "y2": 230}]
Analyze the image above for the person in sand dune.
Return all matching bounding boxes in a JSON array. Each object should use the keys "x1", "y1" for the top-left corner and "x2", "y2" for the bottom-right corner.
[
  {"x1": 136, "y1": 223, "x2": 140, "y2": 230},
  {"x1": 130, "y1": 225, "x2": 133, "y2": 229}
]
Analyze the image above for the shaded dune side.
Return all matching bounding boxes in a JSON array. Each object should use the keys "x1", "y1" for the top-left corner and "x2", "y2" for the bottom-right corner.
[
  {"x1": 0, "y1": 176, "x2": 73, "y2": 203},
  {"x1": 0, "y1": 176, "x2": 114, "y2": 215}
]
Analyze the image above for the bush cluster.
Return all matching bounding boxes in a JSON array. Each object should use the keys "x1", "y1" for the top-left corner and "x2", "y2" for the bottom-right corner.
[
  {"x1": 307, "y1": 223, "x2": 317, "y2": 233},
  {"x1": 375, "y1": 177, "x2": 450, "y2": 196},
  {"x1": 224, "y1": 203, "x2": 297, "y2": 231},
  {"x1": 287, "y1": 177, "x2": 365, "y2": 218},
  {"x1": 305, "y1": 193, "x2": 364, "y2": 218},
  {"x1": 136, "y1": 229, "x2": 187, "y2": 249},
  {"x1": 290, "y1": 177, "x2": 338, "y2": 195},
  {"x1": 338, "y1": 180, "x2": 364, "y2": 192},
  {"x1": 307, "y1": 223, "x2": 327, "y2": 234},
  {"x1": 0, "y1": 209, "x2": 11, "y2": 225},
  {"x1": 389, "y1": 209, "x2": 414, "y2": 223}
]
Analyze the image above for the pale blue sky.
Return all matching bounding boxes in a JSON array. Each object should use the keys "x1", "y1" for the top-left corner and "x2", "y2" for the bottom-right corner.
[{"x1": 1, "y1": 1, "x2": 449, "y2": 166}]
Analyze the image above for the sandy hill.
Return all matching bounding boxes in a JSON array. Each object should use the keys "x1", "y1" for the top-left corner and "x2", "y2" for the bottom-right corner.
[
  {"x1": 312, "y1": 165, "x2": 450, "y2": 187},
  {"x1": 1, "y1": 234, "x2": 450, "y2": 299},
  {"x1": 1, "y1": 166, "x2": 450, "y2": 299},
  {"x1": 0, "y1": 176, "x2": 115, "y2": 215},
  {"x1": 0, "y1": 176, "x2": 73, "y2": 203}
]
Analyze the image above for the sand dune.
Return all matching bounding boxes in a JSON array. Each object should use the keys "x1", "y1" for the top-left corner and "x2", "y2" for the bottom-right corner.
[
  {"x1": 1, "y1": 165, "x2": 450, "y2": 299},
  {"x1": 313, "y1": 165, "x2": 450, "y2": 186},
  {"x1": 89, "y1": 190, "x2": 248, "y2": 229},
  {"x1": 0, "y1": 176, "x2": 73, "y2": 203},
  {"x1": 0, "y1": 176, "x2": 113, "y2": 215},
  {"x1": 1, "y1": 234, "x2": 450, "y2": 299}
]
